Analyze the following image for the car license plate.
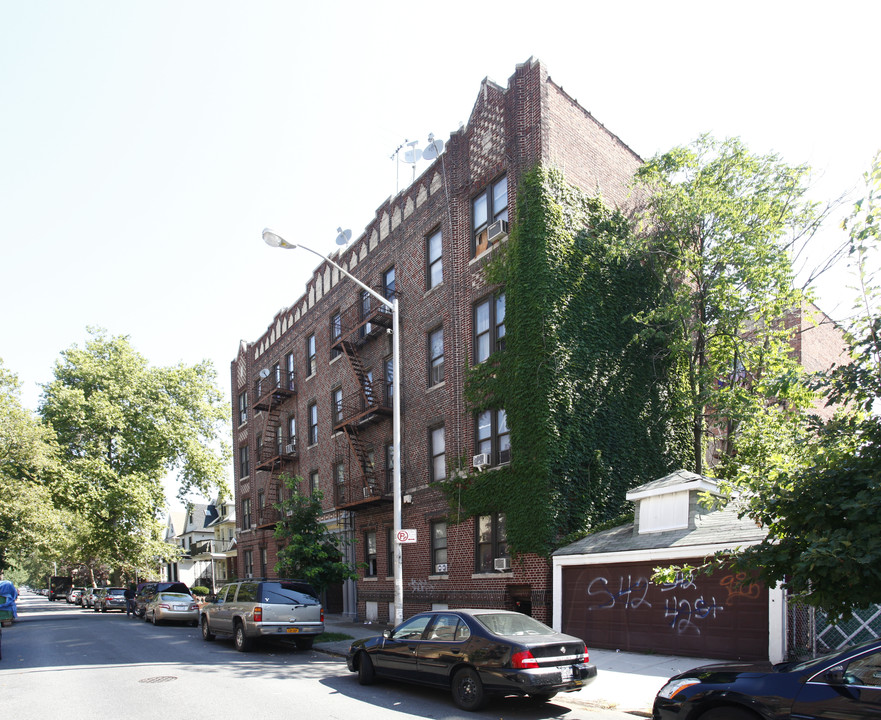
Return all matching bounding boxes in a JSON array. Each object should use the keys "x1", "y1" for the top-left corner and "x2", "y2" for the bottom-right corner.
[
  {"x1": 285, "y1": 628, "x2": 299, "y2": 633},
  {"x1": 173, "y1": 605, "x2": 187, "y2": 611},
  {"x1": 559, "y1": 665, "x2": 573, "y2": 681}
]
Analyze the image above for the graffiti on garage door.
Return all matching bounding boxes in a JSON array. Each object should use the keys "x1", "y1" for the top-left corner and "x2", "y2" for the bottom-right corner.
[{"x1": 562, "y1": 561, "x2": 767, "y2": 660}]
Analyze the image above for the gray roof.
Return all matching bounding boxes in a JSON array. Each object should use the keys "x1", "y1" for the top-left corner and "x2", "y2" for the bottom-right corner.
[
  {"x1": 553, "y1": 502, "x2": 766, "y2": 557},
  {"x1": 626, "y1": 469, "x2": 713, "y2": 496}
]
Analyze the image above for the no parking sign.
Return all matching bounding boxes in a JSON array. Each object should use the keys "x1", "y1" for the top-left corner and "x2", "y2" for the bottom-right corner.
[{"x1": 396, "y1": 529, "x2": 417, "y2": 544}]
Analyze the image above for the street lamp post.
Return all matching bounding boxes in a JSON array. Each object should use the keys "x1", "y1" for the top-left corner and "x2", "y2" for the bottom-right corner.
[{"x1": 262, "y1": 229, "x2": 404, "y2": 626}]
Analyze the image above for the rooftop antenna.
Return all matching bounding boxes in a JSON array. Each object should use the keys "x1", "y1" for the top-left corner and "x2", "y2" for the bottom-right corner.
[
  {"x1": 335, "y1": 227, "x2": 352, "y2": 246},
  {"x1": 402, "y1": 140, "x2": 422, "y2": 185}
]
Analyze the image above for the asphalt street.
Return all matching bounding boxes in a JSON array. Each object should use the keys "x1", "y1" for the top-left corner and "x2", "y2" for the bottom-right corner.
[{"x1": 1, "y1": 593, "x2": 641, "y2": 720}]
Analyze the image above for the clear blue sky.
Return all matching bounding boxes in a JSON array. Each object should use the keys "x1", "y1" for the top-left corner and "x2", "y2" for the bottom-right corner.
[{"x1": 2, "y1": 1, "x2": 878, "y2": 501}]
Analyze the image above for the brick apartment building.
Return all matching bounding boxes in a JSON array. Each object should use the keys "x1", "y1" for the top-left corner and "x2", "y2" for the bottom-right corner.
[{"x1": 229, "y1": 57, "x2": 647, "y2": 622}]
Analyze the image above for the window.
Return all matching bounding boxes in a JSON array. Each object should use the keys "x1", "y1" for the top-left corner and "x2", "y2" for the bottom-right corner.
[
  {"x1": 272, "y1": 362, "x2": 281, "y2": 389},
  {"x1": 385, "y1": 442, "x2": 394, "y2": 492},
  {"x1": 473, "y1": 292, "x2": 506, "y2": 363},
  {"x1": 430, "y1": 425, "x2": 446, "y2": 481},
  {"x1": 431, "y1": 520, "x2": 448, "y2": 574},
  {"x1": 384, "y1": 358, "x2": 394, "y2": 402},
  {"x1": 428, "y1": 327, "x2": 444, "y2": 386},
  {"x1": 239, "y1": 446, "x2": 250, "y2": 478},
  {"x1": 426, "y1": 228, "x2": 442, "y2": 288},
  {"x1": 238, "y1": 391, "x2": 248, "y2": 425},
  {"x1": 365, "y1": 531, "x2": 377, "y2": 576},
  {"x1": 243, "y1": 550, "x2": 253, "y2": 578},
  {"x1": 387, "y1": 528, "x2": 394, "y2": 577},
  {"x1": 306, "y1": 334, "x2": 317, "y2": 376},
  {"x1": 360, "y1": 290, "x2": 372, "y2": 337},
  {"x1": 287, "y1": 416, "x2": 296, "y2": 447},
  {"x1": 330, "y1": 311, "x2": 342, "y2": 360},
  {"x1": 476, "y1": 513, "x2": 508, "y2": 572},
  {"x1": 285, "y1": 352, "x2": 295, "y2": 390},
  {"x1": 257, "y1": 489, "x2": 265, "y2": 510},
  {"x1": 472, "y1": 175, "x2": 508, "y2": 256},
  {"x1": 260, "y1": 547, "x2": 267, "y2": 577},
  {"x1": 241, "y1": 498, "x2": 252, "y2": 530},
  {"x1": 308, "y1": 402, "x2": 318, "y2": 446},
  {"x1": 309, "y1": 470, "x2": 319, "y2": 495},
  {"x1": 332, "y1": 387, "x2": 343, "y2": 426},
  {"x1": 383, "y1": 265, "x2": 396, "y2": 299},
  {"x1": 476, "y1": 409, "x2": 510, "y2": 465}
]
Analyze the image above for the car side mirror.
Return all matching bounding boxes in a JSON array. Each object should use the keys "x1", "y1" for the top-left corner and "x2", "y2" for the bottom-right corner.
[
  {"x1": 383, "y1": 629, "x2": 392, "y2": 639},
  {"x1": 824, "y1": 665, "x2": 846, "y2": 685}
]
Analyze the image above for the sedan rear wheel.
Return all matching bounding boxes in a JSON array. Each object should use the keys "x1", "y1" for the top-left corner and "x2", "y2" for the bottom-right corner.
[
  {"x1": 357, "y1": 652, "x2": 375, "y2": 685},
  {"x1": 452, "y1": 667, "x2": 487, "y2": 711}
]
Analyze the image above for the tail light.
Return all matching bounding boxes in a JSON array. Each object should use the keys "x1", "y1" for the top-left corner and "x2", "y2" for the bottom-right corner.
[
  {"x1": 582, "y1": 643, "x2": 589, "y2": 662},
  {"x1": 511, "y1": 649, "x2": 539, "y2": 669},
  {"x1": 320, "y1": 608, "x2": 325, "y2": 622},
  {"x1": 253, "y1": 605, "x2": 263, "y2": 622},
  {"x1": 159, "y1": 604, "x2": 171, "y2": 610}
]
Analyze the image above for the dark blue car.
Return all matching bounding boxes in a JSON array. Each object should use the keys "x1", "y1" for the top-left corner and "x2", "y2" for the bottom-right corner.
[{"x1": 654, "y1": 638, "x2": 881, "y2": 720}]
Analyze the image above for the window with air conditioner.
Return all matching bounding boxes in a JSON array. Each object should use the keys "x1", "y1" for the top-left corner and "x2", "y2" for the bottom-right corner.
[
  {"x1": 476, "y1": 513, "x2": 508, "y2": 573},
  {"x1": 476, "y1": 408, "x2": 510, "y2": 467},
  {"x1": 432, "y1": 520, "x2": 448, "y2": 574},
  {"x1": 472, "y1": 175, "x2": 508, "y2": 257}
]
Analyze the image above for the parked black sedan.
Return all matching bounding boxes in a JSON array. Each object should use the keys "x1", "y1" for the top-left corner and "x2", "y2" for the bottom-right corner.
[
  {"x1": 346, "y1": 608, "x2": 596, "y2": 711},
  {"x1": 653, "y1": 638, "x2": 881, "y2": 720}
]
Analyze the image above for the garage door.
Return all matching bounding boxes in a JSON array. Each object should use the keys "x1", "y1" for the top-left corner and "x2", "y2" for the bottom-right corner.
[{"x1": 562, "y1": 560, "x2": 768, "y2": 660}]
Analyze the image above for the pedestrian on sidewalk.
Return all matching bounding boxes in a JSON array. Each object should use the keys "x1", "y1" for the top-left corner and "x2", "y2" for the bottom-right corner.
[{"x1": 124, "y1": 585, "x2": 136, "y2": 617}]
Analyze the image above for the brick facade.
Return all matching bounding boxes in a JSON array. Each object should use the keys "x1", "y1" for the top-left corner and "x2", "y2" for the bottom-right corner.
[{"x1": 229, "y1": 58, "x2": 643, "y2": 623}]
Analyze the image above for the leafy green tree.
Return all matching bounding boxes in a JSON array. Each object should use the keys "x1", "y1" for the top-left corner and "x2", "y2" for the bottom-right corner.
[
  {"x1": 725, "y1": 152, "x2": 881, "y2": 618},
  {"x1": 633, "y1": 135, "x2": 819, "y2": 473},
  {"x1": 0, "y1": 360, "x2": 72, "y2": 575},
  {"x1": 273, "y1": 476, "x2": 359, "y2": 591},
  {"x1": 39, "y1": 329, "x2": 229, "y2": 578}
]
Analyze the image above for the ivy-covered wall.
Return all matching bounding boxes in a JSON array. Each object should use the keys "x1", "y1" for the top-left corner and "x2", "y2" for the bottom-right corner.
[{"x1": 448, "y1": 166, "x2": 692, "y2": 557}]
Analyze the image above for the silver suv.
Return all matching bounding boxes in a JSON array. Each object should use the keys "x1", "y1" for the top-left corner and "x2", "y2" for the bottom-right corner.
[{"x1": 199, "y1": 579, "x2": 324, "y2": 652}]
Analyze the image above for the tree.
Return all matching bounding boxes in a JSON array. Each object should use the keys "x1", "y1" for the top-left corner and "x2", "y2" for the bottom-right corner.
[
  {"x1": 633, "y1": 135, "x2": 819, "y2": 474},
  {"x1": 273, "y1": 476, "x2": 359, "y2": 591},
  {"x1": 39, "y1": 329, "x2": 229, "y2": 580},
  {"x1": 655, "y1": 152, "x2": 881, "y2": 619},
  {"x1": 723, "y1": 152, "x2": 881, "y2": 618},
  {"x1": 0, "y1": 359, "x2": 72, "y2": 575}
]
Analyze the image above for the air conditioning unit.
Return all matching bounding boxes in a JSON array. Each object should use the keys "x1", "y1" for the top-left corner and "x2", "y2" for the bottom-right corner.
[
  {"x1": 472, "y1": 453, "x2": 490, "y2": 469},
  {"x1": 435, "y1": 563, "x2": 448, "y2": 574},
  {"x1": 487, "y1": 219, "x2": 509, "y2": 244},
  {"x1": 285, "y1": 443, "x2": 296, "y2": 454},
  {"x1": 494, "y1": 557, "x2": 510, "y2": 571}
]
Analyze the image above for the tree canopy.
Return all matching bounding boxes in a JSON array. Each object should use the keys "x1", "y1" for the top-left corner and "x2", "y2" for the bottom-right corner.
[
  {"x1": 633, "y1": 135, "x2": 818, "y2": 474},
  {"x1": 39, "y1": 329, "x2": 230, "y2": 580}
]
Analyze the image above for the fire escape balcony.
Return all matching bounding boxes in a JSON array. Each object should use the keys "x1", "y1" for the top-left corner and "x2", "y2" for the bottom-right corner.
[
  {"x1": 256, "y1": 506, "x2": 283, "y2": 529},
  {"x1": 331, "y1": 288, "x2": 395, "y2": 352},
  {"x1": 253, "y1": 370, "x2": 296, "y2": 412},
  {"x1": 255, "y1": 436, "x2": 299, "y2": 472},
  {"x1": 331, "y1": 381, "x2": 392, "y2": 433},
  {"x1": 333, "y1": 466, "x2": 390, "y2": 509}
]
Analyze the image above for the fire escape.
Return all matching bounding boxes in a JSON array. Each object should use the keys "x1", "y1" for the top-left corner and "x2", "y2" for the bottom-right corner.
[
  {"x1": 331, "y1": 288, "x2": 394, "y2": 509},
  {"x1": 252, "y1": 365, "x2": 298, "y2": 528}
]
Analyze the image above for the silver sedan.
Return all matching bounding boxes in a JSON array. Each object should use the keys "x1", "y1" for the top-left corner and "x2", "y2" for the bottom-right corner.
[{"x1": 144, "y1": 591, "x2": 199, "y2": 626}]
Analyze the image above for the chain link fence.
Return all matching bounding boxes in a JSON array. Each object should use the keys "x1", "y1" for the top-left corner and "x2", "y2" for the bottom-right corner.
[{"x1": 787, "y1": 596, "x2": 881, "y2": 660}]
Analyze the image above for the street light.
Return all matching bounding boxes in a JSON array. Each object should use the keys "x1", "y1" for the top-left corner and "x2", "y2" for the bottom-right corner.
[{"x1": 262, "y1": 228, "x2": 404, "y2": 625}]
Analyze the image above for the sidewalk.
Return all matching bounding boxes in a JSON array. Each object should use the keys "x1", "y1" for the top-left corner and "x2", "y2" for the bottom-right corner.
[{"x1": 316, "y1": 614, "x2": 715, "y2": 715}]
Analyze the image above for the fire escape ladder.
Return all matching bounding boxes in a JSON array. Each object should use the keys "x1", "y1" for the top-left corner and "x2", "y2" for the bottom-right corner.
[{"x1": 343, "y1": 426, "x2": 379, "y2": 494}]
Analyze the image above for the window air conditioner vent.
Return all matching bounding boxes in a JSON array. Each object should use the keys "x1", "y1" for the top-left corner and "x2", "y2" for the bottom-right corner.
[
  {"x1": 493, "y1": 557, "x2": 510, "y2": 571},
  {"x1": 472, "y1": 453, "x2": 490, "y2": 469},
  {"x1": 487, "y1": 219, "x2": 509, "y2": 244}
]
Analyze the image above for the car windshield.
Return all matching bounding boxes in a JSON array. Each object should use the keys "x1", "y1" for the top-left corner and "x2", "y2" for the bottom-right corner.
[
  {"x1": 474, "y1": 613, "x2": 556, "y2": 637},
  {"x1": 262, "y1": 582, "x2": 319, "y2": 605}
]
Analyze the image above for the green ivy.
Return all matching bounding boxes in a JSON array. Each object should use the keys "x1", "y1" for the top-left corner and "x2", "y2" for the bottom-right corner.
[{"x1": 441, "y1": 166, "x2": 691, "y2": 557}]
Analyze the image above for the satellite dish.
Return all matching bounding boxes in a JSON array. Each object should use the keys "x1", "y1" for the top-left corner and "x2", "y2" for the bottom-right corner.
[
  {"x1": 259, "y1": 368, "x2": 271, "y2": 379},
  {"x1": 335, "y1": 227, "x2": 352, "y2": 246},
  {"x1": 422, "y1": 133, "x2": 444, "y2": 160}
]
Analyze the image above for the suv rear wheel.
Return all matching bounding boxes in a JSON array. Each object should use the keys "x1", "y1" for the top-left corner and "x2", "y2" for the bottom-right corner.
[
  {"x1": 201, "y1": 616, "x2": 215, "y2": 641},
  {"x1": 234, "y1": 621, "x2": 253, "y2": 652}
]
